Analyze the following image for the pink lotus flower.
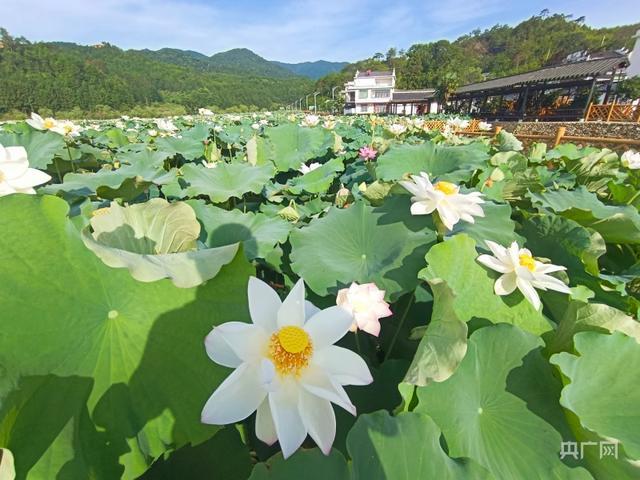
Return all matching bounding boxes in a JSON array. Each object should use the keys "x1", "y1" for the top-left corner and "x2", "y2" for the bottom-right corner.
[
  {"x1": 336, "y1": 282, "x2": 392, "y2": 336},
  {"x1": 359, "y1": 146, "x2": 377, "y2": 161}
]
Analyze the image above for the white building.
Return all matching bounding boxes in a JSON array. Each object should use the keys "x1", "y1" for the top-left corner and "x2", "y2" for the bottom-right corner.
[{"x1": 343, "y1": 69, "x2": 438, "y2": 115}]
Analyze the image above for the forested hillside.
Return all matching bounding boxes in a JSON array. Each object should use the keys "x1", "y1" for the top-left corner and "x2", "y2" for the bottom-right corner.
[
  {"x1": 0, "y1": 30, "x2": 313, "y2": 118},
  {"x1": 316, "y1": 12, "x2": 639, "y2": 101}
]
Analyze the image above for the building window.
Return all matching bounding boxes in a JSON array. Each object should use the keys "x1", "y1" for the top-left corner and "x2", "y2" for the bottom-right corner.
[
  {"x1": 359, "y1": 104, "x2": 370, "y2": 113},
  {"x1": 358, "y1": 90, "x2": 369, "y2": 99},
  {"x1": 373, "y1": 89, "x2": 390, "y2": 98},
  {"x1": 374, "y1": 104, "x2": 387, "y2": 113}
]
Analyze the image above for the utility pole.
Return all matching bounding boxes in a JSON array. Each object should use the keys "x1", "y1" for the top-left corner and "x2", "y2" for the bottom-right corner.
[
  {"x1": 305, "y1": 94, "x2": 312, "y2": 111},
  {"x1": 313, "y1": 92, "x2": 320, "y2": 112}
]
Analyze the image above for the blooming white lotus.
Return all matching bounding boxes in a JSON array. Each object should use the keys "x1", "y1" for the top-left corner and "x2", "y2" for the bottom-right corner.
[
  {"x1": 26, "y1": 112, "x2": 58, "y2": 131},
  {"x1": 299, "y1": 162, "x2": 321, "y2": 174},
  {"x1": 301, "y1": 115, "x2": 320, "y2": 127},
  {"x1": 399, "y1": 172, "x2": 485, "y2": 230},
  {"x1": 0, "y1": 143, "x2": 51, "y2": 196},
  {"x1": 621, "y1": 150, "x2": 640, "y2": 170},
  {"x1": 478, "y1": 121, "x2": 493, "y2": 131},
  {"x1": 51, "y1": 120, "x2": 81, "y2": 137},
  {"x1": 336, "y1": 282, "x2": 392, "y2": 336},
  {"x1": 447, "y1": 117, "x2": 470, "y2": 130},
  {"x1": 198, "y1": 108, "x2": 214, "y2": 116},
  {"x1": 477, "y1": 241, "x2": 570, "y2": 310},
  {"x1": 156, "y1": 118, "x2": 177, "y2": 132},
  {"x1": 387, "y1": 123, "x2": 407, "y2": 136},
  {"x1": 202, "y1": 277, "x2": 372, "y2": 458}
]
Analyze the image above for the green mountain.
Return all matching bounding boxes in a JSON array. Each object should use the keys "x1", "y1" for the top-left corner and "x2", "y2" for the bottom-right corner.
[
  {"x1": 272, "y1": 60, "x2": 349, "y2": 79},
  {"x1": 0, "y1": 30, "x2": 313, "y2": 117},
  {"x1": 316, "y1": 12, "x2": 639, "y2": 96}
]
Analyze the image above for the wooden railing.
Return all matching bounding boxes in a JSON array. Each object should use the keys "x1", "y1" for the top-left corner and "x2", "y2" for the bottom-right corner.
[
  {"x1": 585, "y1": 102, "x2": 640, "y2": 122},
  {"x1": 422, "y1": 119, "x2": 483, "y2": 133}
]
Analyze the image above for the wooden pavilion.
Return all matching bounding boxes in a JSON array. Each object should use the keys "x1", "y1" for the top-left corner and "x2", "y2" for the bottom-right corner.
[{"x1": 450, "y1": 53, "x2": 630, "y2": 121}]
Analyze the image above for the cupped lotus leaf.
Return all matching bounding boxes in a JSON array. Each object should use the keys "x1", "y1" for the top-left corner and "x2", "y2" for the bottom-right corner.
[
  {"x1": 421, "y1": 234, "x2": 552, "y2": 335},
  {"x1": 263, "y1": 124, "x2": 334, "y2": 172},
  {"x1": 416, "y1": 324, "x2": 593, "y2": 480},
  {"x1": 375, "y1": 141, "x2": 489, "y2": 182},
  {"x1": 187, "y1": 200, "x2": 292, "y2": 261},
  {"x1": 0, "y1": 194, "x2": 254, "y2": 479},
  {"x1": 82, "y1": 199, "x2": 238, "y2": 287},
  {"x1": 287, "y1": 157, "x2": 345, "y2": 194},
  {"x1": 181, "y1": 162, "x2": 274, "y2": 203},
  {"x1": 529, "y1": 187, "x2": 640, "y2": 244},
  {"x1": 347, "y1": 411, "x2": 492, "y2": 480},
  {"x1": 404, "y1": 279, "x2": 468, "y2": 387},
  {"x1": 0, "y1": 127, "x2": 65, "y2": 169},
  {"x1": 446, "y1": 201, "x2": 523, "y2": 250},
  {"x1": 495, "y1": 130, "x2": 523, "y2": 152},
  {"x1": 289, "y1": 196, "x2": 437, "y2": 301},
  {"x1": 551, "y1": 331, "x2": 640, "y2": 460},
  {"x1": 249, "y1": 449, "x2": 349, "y2": 480}
]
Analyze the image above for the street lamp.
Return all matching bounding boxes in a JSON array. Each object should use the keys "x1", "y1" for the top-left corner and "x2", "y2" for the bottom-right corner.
[
  {"x1": 331, "y1": 86, "x2": 339, "y2": 100},
  {"x1": 305, "y1": 94, "x2": 312, "y2": 111},
  {"x1": 313, "y1": 92, "x2": 320, "y2": 112}
]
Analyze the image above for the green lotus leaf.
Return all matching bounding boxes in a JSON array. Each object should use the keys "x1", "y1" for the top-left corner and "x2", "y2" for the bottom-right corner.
[
  {"x1": 347, "y1": 411, "x2": 492, "y2": 479},
  {"x1": 375, "y1": 141, "x2": 489, "y2": 182},
  {"x1": 0, "y1": 128, "x2": 65, "y2": 169},
  {"x1": 82, "y1": 198, "x2": 238, "y2": 287},
  {"x1": 404, "y1": 279, "x2": 468, "y2": 387},
  {"x1": 187, "y1": 200, "x2": 292, "y2": 261},
  {"x1": 154, "y1": 125, "x2": 211, "y2": 160},
  {"x1": 416, "y1": 324, "x2": 592, "y2": 479},
  {"x1": 495, "y1": 130, "x2": 523, "y2": 152},
  {"x1": 447, "y1": 201, "x2": 523, "y2": 249},
  {"x1": 287, "y1": 157, "x2": 345, "y2": 194},
  {"x1": 0, "y1": 194, "x2": 253, "y2": 479},
  {"x1": 551, "y1": 331, "x2": 640, "y2": 460},
  {"x1": 263, "y1": 124, "x2": 334, "y2": 172},
  {"x1": 289, "y1": 196, "x2": 437, "y2": 301},
  {"x1": 181, "y1": 162, "x2": 274, "y2": 203},
  {"x1": 421, "y1": 234, "x2": 552, "y2": 335},
  {"x1": 529, "y1": 187, "x2": 640, "y2": 244},
  {"x1": 249, "y1": 449, "x2": 349, "y2": 480}
]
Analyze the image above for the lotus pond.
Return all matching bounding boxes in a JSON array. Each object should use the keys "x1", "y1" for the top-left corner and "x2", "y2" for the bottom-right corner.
[{"x1": 0, "y1": 113, "x2": 639, "y2": 479}]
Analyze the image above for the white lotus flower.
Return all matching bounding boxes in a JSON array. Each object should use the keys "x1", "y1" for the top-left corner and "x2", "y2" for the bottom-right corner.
[
  {"x1": 251, "y1": 123, "x2": 261, "y2": 130},
  {"x1": 198, "y1": 108, "x2": 214, "y2": 116},
  {"x1": 336, "y1": 282, "x2": 392, "y2": 336},
  {"x1": 228, "y1": 115, "x2": 242, "y2": 122},
  {"x1": 621, "y1": 150, "x2": 640, "y2": 170},
  {"x1": 26, "y1": 112, "x2": 57, "y2": 131},
  {"x1": 299, "y1": 162, "x2": 321, "y2": 174},
  {"x1": 446, "y1": 117, "x2": 470, "y2": 130},
  {"x1": 323, "y1": 120, "x2": 336, "y2": 130},
  {"x1": 301, "y1": 115, "x2": 320, "y2": 127},
  {"x1": 147, "y1": 129, "x2": 158, "y2": 137},
  {"x1": 477, "y1": 241, "x2": 570, "y2": 310},
  {"x1": 478, "y1": 121, "x2": 493, "y2": 131},
  {"x1": 399, "y1": 172, "x2": 484, "y2": 230},
  {"x1": 0, "y1": 143, "x2": 51, "y2": 196},
  {"x1": 201, "y1": 160, "x2": 218, "y2": 169},
  {"x1": 51, "y1": 120, "x2": 81, "y2": 137},
  {"x1": 202, "y1": 277, "x2": 372, "y2": 458},
  {"x1": 115, "y1": 120, "x2": 126, "y2": 129},
  {"x1": 387, "y1": 123, "x2": 407, "y2": 136},
  {"x1": 156, "y1": 119, "x2": 177, "y2": 132},
  {"x1": 121, "y1": 115, "x2": 130, "y2": 121}
]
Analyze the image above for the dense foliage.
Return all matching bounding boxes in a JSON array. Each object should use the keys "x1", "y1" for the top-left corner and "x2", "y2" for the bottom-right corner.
[
  {"x1": 0, "y1": 111, "x2": 639, "y2": 479},
  {"x1": 0, "y1": 30, "x2": 314, "y2": 117}
]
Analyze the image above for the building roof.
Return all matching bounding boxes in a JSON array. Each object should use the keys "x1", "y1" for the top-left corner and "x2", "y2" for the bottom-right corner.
[
  {"x1": 456, "y1": 56, "x2": 629, "y2": 95},
  {"x1": 355, "y1": 70, "x2": 393, "y2": 78},
  {"x1": 391, "y1": 89, "x2": 436, "y2": 102}
]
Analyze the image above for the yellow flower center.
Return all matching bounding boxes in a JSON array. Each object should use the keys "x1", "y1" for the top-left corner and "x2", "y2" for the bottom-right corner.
[
  {"x1": 43, "y1": 119, "x2": 56, "y2": 129},
  {"x1": 269, "y1": 326, "x2": 313, "y2": 376},
  {"x1": 519, "y1": 253, "x2": 536, "y2": 271},
  {"x1": 434, "y1": 181, "x2": 457, "y2": 195},
  {"x1": 64, "y1": 125, "x2": 73, "y2": 134}
]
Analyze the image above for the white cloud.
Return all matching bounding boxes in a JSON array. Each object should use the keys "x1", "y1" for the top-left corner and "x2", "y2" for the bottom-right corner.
[{"x1": 0, "y1": 0, "x2": 637, "y2": 62}]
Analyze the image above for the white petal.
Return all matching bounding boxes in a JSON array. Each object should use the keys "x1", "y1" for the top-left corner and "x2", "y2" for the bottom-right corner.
[
  {"x1": 201, "y1": 363, "x2": 266, "y2": 424},
  {"x1": 8, "y1": 168, "x2": 51, "y2": 190},
  {"x1": 532, "y1": 274, "x2": 571, "y2": 294},
  {"x1": 437, "y1": 204, "x2": 460, "y2": 231},
  {"x1": 277, "y1": 278, "x2": 306, "y2": 328},
  {"x1": 0, "y1": 148, "x2": 29, "y2": 181},
  {"x1": 300, "y1": 367, "x2": 356, "y2": 415},
  {"x1": 205, "y1": 322, "x2": 267, "y2": 366},
  {"x1": 410, "y1": 200, "x2": 435, "y2": 215},
  {"x1": 248, "y1": 277, "x2": 281, "y2": 332},
  {"x1": 477, "y1": 254, "x2": 510, "y2": 273},
  {"x1": 255, "y1": 398, "x2": 277, "y2": 446},
  {"x1": 304, "y1": 306, "x2": 353, "y2": 349},
  {"x1": 399, "y1": 179, "x2": 423, "y2": 197},
  {"x1": 269, "y1": 382, "x2": 307, "y2": 459},
  {"x1": 298, "y1": 389, "x2": 336, "y2": 455},
  {"x1": 485, "y1": 241, "x2": 511, "y2": 265},
  {"x1": 312, "y1": 345, "x2": 373, "y2": 385},
  {"x1": 516, "y1": 277, "x2": 541, "y2": 310},
  {"x1": 495, "y1": 273, "x2": 517, "y2": 295},
  {"x1": 535, "y1": 263, "x2": 566, "y2": 274},
  {"x1": 305, "y1": 300, "x2": 321, "y2": 320}
]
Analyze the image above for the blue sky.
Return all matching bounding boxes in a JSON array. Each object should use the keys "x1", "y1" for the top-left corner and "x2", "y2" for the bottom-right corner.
[{"x1": 0, "y1": 0, "x2": 638, "y2": 62}]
